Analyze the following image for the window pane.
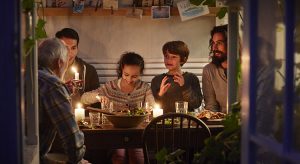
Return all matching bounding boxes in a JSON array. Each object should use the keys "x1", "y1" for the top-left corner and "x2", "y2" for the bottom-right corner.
[
  {"x1": 255, "y1": 0, "x2": 279, "y2": 142},
  {"x1": 273, "y1": 23, "x2": 285, "y2": 144},
  {"x1": 293, "y1": 0, "x2": 300, "y2": 152}
]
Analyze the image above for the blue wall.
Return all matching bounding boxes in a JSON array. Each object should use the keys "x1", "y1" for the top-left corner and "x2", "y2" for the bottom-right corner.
[{"x1": 0, "y1": 0, "x2": 22, "y2": 163}]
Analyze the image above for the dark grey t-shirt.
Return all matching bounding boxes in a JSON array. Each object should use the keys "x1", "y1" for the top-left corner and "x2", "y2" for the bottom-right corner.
[{"x1": 151, "y1": 72, "x2": 202, "y2": 113}]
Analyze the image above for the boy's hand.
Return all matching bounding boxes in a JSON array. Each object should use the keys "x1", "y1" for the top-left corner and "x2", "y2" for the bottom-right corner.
[
  {"x1": 158, "y1": 76, "x2": 171, "y2": 97},
  {"x1": 173, "y1": 72, "x2": 185, "y2": 87}
]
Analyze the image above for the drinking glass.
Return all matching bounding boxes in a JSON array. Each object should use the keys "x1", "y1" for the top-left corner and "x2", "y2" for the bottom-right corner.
[
  {"x1": 89, "y1": 112, "x2": 100, "y2": 128},
  {"x1": 175, "y1": 101, "x2": 188, "y2": 114},
  {"x1": 109, "y1": 101, "x2": 114, "y2": 113},
  {"x1": 144, "y1": 102, "x2": 152, "y2": 122}
]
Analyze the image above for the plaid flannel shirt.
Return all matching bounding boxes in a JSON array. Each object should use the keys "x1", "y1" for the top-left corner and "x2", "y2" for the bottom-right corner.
[{"x1": 38, "y1": 68, "x2": 85, "y2": 163}]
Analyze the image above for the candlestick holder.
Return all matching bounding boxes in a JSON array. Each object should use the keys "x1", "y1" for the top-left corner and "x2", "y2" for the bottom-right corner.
[{"x1": 70, "y1": 79, "x2": 83, "y2": 96}]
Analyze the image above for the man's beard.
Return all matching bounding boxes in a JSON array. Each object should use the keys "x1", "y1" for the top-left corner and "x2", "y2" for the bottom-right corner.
[{"x1": 211, "y1": 50, "x2": 227, "y2": 67}]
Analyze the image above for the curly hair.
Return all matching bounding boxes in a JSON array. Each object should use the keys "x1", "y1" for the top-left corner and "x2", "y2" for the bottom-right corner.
[
  {"x1": 117, "y1": 52, "x2": 145, "y2": 78},
  {"x1": 209, "y1": 25, "x2": 228, "y2": 51}
]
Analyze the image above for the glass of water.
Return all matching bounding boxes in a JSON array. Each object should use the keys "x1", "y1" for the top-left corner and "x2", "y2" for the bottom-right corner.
[
  {"x1": 175, "y1": 101, "x2": 188, "y2": 114},
  {"x1": 89, "y1": 112, "x2": 100, "y2": 128}
]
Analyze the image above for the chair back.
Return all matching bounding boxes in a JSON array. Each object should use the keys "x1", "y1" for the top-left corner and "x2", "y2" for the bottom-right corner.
[{"x1": 142, "y1": 113, "x2": 211, "y2": 164}]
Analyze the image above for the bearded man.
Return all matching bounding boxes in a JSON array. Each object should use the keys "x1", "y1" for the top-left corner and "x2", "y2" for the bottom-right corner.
[{"x1": 202, "y1": 25, "x2": 228, "y2": 113}]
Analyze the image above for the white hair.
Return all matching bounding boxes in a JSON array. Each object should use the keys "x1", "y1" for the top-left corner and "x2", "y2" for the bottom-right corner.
[{"x1": 38, "y1": 38, "x2": 68, "y2": 69}]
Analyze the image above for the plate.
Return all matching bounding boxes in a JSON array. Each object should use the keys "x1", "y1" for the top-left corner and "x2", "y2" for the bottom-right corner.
[{"x1": 204, "y1": 119, "x2": 224, "y2": 125}]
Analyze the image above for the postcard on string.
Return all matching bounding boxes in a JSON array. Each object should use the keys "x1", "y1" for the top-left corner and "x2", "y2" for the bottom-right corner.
[{"x1": 177, "y1": 0, "x2": 209, "y2": 21}]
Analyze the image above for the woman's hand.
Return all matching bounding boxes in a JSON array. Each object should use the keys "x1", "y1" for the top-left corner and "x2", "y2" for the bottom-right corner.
[
  {"x1": 158, "y1": 76, "x2": 171, "y2": 97},
  {"x1": 95, "y1": 95, "x2": 109, "y2": 109},
  {"x1": 173, "y1": 72, "x2": 185, "y2": 87}
]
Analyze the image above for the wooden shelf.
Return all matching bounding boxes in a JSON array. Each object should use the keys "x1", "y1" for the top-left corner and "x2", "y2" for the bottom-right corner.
[{"x1": 38, "y1": 7, "x2": 220, "y2": 17}]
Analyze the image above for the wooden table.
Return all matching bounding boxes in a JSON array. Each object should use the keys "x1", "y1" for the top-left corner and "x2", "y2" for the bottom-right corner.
[
  {"x1": 82, "y1": 122, "x2": 223, "y2": 150},
  {"x1": 81, "y1": 121, "x2": 224, "y2": 163}
]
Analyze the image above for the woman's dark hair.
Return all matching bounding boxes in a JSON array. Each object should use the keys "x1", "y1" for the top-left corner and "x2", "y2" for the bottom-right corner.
[
  {"x1": 117, "y1": 52, "x2": 145, "y2": 78},
  {"x1": 209, "y1": 25, "x2": 228, "y2": 51},
  {"x1": 162, "y1": 41, "x2": 189, "y2": 66},
  {"x1": 55, "y1": 28, "x2": 80, "y2": 45}
]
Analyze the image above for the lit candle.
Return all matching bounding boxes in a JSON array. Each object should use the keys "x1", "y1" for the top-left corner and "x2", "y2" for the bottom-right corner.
[
  {"x1": 72, "y1": 67, "x2": 79, "y2": 80},
  {"x1": 153, "y1": 104, "x2": 163, "y2": 118},
  {"x1": 75, "y1": 103, "x2": 85, "y2": 122}
]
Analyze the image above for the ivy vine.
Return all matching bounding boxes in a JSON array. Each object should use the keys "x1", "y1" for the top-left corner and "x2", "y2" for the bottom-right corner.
[{"x1": 22, "y1": 0, "x2": 47, "y2": 58}]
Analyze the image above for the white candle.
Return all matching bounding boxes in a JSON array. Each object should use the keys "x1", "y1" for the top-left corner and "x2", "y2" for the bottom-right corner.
[
  {"x1": 75, "y1": 103, "x2": 85, "y2": 122},
  {"x1": 75, "y1": 72, "x2": 79, "y2": 80},
  {"x1": 153, "y1": 104, "x2": 163, "y2": 118},
  {"x1": 72, "y1": 67, "x2": 79, "y2": 80}
]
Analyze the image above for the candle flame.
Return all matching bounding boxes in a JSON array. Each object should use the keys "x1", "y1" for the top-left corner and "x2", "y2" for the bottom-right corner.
[
  {"x1": 76, "y1": 103, "x2": 82, "y2": 108},
  {"x1": 71, "y1": 67, "x2": 77, "y2": 73},
  {"x1": 154, "y1": 103, "x2": 160, "y2": 109}
]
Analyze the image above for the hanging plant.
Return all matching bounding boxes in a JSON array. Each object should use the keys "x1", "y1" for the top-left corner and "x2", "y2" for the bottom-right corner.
[{"x1": 22, "y1": 0, "x2": 47, "y2": 58}]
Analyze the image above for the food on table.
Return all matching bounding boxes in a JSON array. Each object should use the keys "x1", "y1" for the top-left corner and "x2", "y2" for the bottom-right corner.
[
  {"x1": 196, "y1": 110, "x2": 226, "y2": 119},
  {"x1": 126, "y1": 107, "x2": 147, "y2": 116}
]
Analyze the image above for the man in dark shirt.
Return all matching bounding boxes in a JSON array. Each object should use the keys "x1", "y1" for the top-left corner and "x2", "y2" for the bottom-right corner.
[
  {"x1": 55, "y1": 28, "x2": 100, "y2": 108},
  {"x1": 38, "y1": 38, "x2": 87, "y2": 163}
]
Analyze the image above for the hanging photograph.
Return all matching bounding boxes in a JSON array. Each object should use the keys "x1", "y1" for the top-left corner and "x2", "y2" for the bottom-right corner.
[
  {"x1": 177, "y1": 0, "x2": 209, "y2": 21},
  {"x1": 151, "y1": 6, "x2": 170, "y2": 19}
]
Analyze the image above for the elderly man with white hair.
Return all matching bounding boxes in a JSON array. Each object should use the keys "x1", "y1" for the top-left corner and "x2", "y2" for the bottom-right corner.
[{"x1": 38, "y1": 38, "x2": 88, "y2": 164}]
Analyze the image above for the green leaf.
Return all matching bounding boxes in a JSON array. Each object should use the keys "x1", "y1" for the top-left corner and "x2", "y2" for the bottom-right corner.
[
  {"x1": 195, "y1": 102, "x2": 241, "y2": 164},
  {"x1": 155, "y1": 147, "x2": 168, "y2": 164},
  {"x1": 166, "y1": 149, "x2": 185, "y2": 162},
  {"x1": 22, "y1": 0, "x2": 34, "y2": 12},
  {"x1": 217, "y1": 7, "x2": 227, "y2": 19},
  {"x1": 190, "y1": 0, "x2": 215, "y2": 6},
  {"x1": 35, "y1": 19, "x2": 47, "y2": 39},
  {"x1": 202, "y1": 0, "x2": 216, "y2": 6},
  {"x1": 23, "y1": 37, "x2": 35, "y2": 56},
  {"x1": 190, "y1": 0, "x2": 205, "y2": 6}
]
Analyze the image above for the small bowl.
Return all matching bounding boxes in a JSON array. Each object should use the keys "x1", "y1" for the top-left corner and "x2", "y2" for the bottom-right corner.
[{"x1": 104, "y1": 114, "x2": 146, "y2": 128}]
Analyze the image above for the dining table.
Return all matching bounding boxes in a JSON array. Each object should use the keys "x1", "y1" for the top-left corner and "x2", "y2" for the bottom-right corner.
[{"x1": 81, "y1": 120, "x2": 224, "y2": 163}]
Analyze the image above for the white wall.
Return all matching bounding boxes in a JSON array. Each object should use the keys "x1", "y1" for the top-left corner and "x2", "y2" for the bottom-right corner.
[{"x1": 44, "y1": 15, "x2": 215, "y2": 62}]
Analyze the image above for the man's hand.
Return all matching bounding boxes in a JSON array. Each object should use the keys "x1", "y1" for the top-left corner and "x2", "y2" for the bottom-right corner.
[{"x1": 65, "y1": 79, "x2": 83, "y2": 95}]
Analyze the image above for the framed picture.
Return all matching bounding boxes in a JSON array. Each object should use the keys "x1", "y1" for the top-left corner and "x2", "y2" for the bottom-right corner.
[{"x1": 151, "y1": 6, "x2": 170, "y2": 19}]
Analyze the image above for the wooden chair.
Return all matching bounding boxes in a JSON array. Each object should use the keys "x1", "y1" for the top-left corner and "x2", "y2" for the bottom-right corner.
[{"x1": 142, "y1": 113, "x2": 211, "y2": 164}]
